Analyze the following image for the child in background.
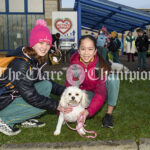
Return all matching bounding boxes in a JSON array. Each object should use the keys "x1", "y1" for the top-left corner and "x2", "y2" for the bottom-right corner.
[
  {"x1": 135, "y1": 28, "x2": 149, "y2": 71},
  {"x1": 96, "y1": 26, "x2": 109, "y2": 63},
  {"x1": 108, "y1": 31, "x2": 121, "y2": 63},
  {"x1": 126, "y1": 31, "x2": 136, "y2": 62}
]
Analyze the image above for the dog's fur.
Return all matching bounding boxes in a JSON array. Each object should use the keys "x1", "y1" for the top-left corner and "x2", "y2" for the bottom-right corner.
[
  {"x1": 109, "y1": 60, "x2": 129, "y2": 73},
  {"x1": 54, "y1": 86, "x2": 89, "y2": 136},
  {"x1": 111, "y1": 62, "x2": 129, "y2": 73}
]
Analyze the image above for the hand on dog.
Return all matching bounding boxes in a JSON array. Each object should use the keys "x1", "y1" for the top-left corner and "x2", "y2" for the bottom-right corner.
[
  {"x1": 57, "y1": 105, "x2": 73, "y2": 114},
  {"x1": 78, "y1": 109, "x2": 89, "y2": 124}
]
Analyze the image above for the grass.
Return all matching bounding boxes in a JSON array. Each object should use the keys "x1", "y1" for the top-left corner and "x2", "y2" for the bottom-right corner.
[{"x1": 0, "y1": 76, "x2": 150, "y2": 145}]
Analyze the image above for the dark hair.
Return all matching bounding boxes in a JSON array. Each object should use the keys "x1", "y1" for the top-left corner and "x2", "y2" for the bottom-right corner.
[
  {"x1": 127, "y1": 31, "x2": 132, "y2": 36},
  {"x1": 136, "y1": 28, "x2": 143, "y2": 33},
  {"x1": 78, "y1": 35, "x2": 110, "y2": 76},
  {"x1": 78, "y1": 35, "x2": 97, "y2": 49},
  {"x1": 97, "y1": 54, "x2": 111, "y2": 77},
  {"x1": 56, "y1": 33, "x2": 60, "y2": 38},
  {"x1": 23, "y1": 47, "x2": 45, "y2": 64}
]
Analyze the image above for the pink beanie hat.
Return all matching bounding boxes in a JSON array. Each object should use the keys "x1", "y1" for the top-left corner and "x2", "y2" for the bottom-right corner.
[{"x1": 29, "y1": 19, "x2": 52, "y2": 47}]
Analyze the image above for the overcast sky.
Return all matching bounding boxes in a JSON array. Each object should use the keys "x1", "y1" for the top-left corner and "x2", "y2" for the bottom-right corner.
[{"x1": 62, "y1": 0, "x2": 150, "y2": 8}]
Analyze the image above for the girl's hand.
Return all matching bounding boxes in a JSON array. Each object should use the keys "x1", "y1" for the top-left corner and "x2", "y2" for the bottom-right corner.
[
  {"x1": 57, "y1": 105, "x2": 73, "y2": 114},
  {"x1": 78, "y1": 109, "x2": 89, "y2": 123}
]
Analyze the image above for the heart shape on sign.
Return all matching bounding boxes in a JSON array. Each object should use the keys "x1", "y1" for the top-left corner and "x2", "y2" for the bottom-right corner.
[{"x1": 55, "y1": 19, "x2": 72, "y2": 34}]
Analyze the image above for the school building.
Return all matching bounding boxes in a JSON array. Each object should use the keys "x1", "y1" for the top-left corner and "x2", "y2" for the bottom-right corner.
[
  {"x1": 0, "y1": 0, "x2": 61, "y2": 52},
  {"x1": 0, "y1": 0, "x2": 150, "y2": 52}
]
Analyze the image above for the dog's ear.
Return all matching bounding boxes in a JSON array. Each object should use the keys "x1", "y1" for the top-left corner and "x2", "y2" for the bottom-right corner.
[
  {"x1": 59, "y1": 89, "x2": 68, "y2": 108},
  {"x1": 81, "y1": 90, "x2": 89, "y2": 108}
]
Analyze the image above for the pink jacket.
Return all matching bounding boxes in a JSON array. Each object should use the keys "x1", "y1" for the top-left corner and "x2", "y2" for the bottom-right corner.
[{"x1": 65, "y1": 52, "x2": 107, "y2": 117}]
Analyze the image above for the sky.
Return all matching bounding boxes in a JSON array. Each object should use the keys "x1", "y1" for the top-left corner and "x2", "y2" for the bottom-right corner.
[{"x1": 61, "y1": 0, "x2": 150, "y2": 9}]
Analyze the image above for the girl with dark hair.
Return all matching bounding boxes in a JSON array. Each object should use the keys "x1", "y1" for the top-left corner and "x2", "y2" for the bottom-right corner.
[{"x1": 65, "y1": 35, "x2": 120, "y2": 128}]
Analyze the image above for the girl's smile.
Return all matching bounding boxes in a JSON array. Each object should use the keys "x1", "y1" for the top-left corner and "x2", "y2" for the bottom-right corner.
[{"x1": 78, "y1": 38, "x2": 97, "y2": 65}]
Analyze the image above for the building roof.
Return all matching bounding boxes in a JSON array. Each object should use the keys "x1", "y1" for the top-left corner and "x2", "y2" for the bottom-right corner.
[{"x1": 74, "y1": 0, "x2": 150, "y2": 33}]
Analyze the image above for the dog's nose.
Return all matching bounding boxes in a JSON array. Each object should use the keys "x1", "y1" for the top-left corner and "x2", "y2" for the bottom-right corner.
[{"x1": 71, "y1": 96, "x2": 75, "y2": 100}]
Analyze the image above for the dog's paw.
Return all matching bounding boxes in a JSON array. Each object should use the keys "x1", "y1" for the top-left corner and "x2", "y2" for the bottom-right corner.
[{"x1": 54, "y1": 130, "x2": 61, "y2": 136}]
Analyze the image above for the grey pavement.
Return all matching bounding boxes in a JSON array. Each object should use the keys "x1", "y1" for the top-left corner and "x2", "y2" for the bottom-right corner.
[{"x1": 1, "y1": 139, "x2": 150, "y2": 150}]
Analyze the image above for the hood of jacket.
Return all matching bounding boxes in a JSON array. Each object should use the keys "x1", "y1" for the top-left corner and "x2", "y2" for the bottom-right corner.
[
  {"x1": 7, "y1": 46, "x2": 25, "y2": 57},
  {"x1": 6, "y1": 46, "x2": 40, "y2": 66}
]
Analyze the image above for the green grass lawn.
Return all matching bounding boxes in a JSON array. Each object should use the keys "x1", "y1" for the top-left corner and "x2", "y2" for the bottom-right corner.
[{"x1": 0, "y1": 77, "x2": 150, "y2": 145}]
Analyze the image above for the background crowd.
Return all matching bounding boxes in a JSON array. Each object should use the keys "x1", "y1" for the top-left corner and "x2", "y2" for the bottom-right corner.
[{"x1": 95, "y1": 26, "x2": 149, "y2": 71}]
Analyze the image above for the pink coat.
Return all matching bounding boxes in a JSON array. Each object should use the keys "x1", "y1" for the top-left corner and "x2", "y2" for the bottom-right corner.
[{"x1": 65, "y1": 52, "x2": 107, "y2": 117}]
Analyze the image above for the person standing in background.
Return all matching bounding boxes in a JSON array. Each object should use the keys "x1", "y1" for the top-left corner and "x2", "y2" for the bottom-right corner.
[
  {"x1": 108, "y1": 31, "x2": 121, "y2": 63},
  {"x1": 96, "y1": 26, "x2": 110, "y2": 63},
  {"x1": 52, "y1": 33, "x2": 60, "y2": 49},
  {"x1": 135, "y1": 28, "x2": 149, "y2": 71},
  {"x1": 126, "y1": 31, "x2": 136, "y2": 62}
]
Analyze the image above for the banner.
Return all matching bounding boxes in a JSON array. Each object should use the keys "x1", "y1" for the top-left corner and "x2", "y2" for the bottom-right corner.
[{"x1": 52, "y1": 11, "x2": 77, "y2": 50}]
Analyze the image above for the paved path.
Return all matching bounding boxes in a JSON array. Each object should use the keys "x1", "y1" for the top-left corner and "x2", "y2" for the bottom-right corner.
[
  {"x1": 44, "y1": 54, "x2": 150, "y2": 72},
  {"x1": 1, "y1": 139, "x2": 150, "y2": 150}
]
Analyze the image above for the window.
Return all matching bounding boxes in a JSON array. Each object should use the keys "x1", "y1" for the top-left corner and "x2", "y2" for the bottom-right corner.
[
  {"x1": 0, "y1": 15, "x2": 8, "y2": 50},
  {"x1": 0, "y1": 0, "x2": 5, "y2": 12},
  {"x1": 8, "y1": 15, "x2": 26, "y2": 49},
  {"x1": 9, "y1": 0, "x2": 24, "y2": 12},
  {"x1": 28, "y1": 0, "x2": 44, "y2": 13},
  {"x1": 8, "y1": 15, "x2": 44, "y2": 49},
  {"x1": 0, "y1": 0, "x2": 44, "y2": 50}
]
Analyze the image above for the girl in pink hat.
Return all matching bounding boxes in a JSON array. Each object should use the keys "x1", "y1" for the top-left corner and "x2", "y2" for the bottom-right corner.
[{"x1": 0, "y1": 19, "x2": 70, "y2": 136}]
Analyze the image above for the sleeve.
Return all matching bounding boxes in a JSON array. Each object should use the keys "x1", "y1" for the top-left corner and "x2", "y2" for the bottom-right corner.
[
  {"x1": 108, "y1": 38, "x2": 115, "y2": 52},
  {"x1": 116, "y1": 38, "x2": 121, "y2": 49},
  {"x1": 145, "y1": 35, "x2": 149, "y2": 50},
  {"x1": 10, "y1": 59, "x2": 59, "y2": 113},
  {"x1": 87, "y1": 77, "x2": 107, "y2": 117},
  {"x1": 56, "y1": 39, "x2": 59, "y2": 49},
  {"x1": 135, "y1": 37, "x2": 139, "y2": 47},
  {"x1": 50, "y1": 79, "x2": 65, "y2": 96},
  {"x1": 36, "y1": 64, "x2": 66, "y2": 96}
]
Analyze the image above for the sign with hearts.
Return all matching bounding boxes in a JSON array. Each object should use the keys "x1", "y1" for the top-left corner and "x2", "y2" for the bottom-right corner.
[
  {"x1": 52, "y1": 12, "x2": 77, "y2": 49},
  {"x1": 55, "y1": 19, "x2": 72, "y2": 35}
]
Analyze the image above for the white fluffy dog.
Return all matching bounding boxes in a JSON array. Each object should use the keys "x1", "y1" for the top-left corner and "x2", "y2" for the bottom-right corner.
[
  {"x1": 109, "y1": 60, "x2": 129, "y2": 73},
  {"x1": 111, "y1": 62, "x2": 129, "y2": 73},
  {"x1": 54, "y1": 86, "x2": 89, "y2": 136}
]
